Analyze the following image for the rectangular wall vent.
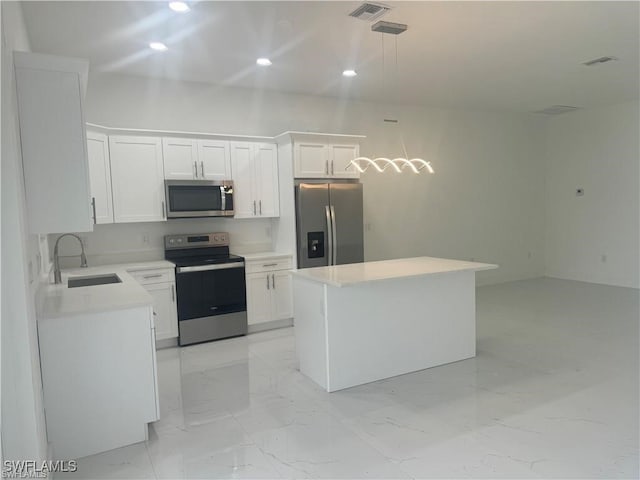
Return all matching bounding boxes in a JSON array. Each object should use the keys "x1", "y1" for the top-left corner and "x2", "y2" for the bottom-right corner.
[
  {"x1": 582, "y1": 56, "x2": 618, "y2": 66},
  {"x1": 533, "y1": 105, "x2": 581, "y2": 115},
  {"x1": 371, "y1": 20, "x2": 408, "y2": 35},
  {"x1": 349, "y1": 3, "x2": 391, "y2": 22}
]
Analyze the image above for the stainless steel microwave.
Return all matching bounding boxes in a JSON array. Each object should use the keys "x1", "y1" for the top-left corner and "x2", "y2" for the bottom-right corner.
[{"x1": 164, "y1": 180, "x2": 234, "y2": 218}]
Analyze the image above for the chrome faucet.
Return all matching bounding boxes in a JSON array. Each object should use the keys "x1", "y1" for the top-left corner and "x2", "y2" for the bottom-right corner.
[{"x1": 53, "y1": 233, "x2": 88, "y2": 284}]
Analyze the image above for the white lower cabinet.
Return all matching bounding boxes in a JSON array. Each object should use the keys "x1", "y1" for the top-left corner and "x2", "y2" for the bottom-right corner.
[
  {"x1": 246, "y1": 274, "x2": 273, "y2": 325},
  {"x1": 38, "y1": 305, "x2": 158, "y2": 459},
  {"x1": 271, "y1": 270, "x2": 294, "y2": 320},
  {"x1": 245, "y1": 255, "x2": 293, "y2": 327},
  {"x1": 129, "y1": 268, "x2": 178, "y2": 343},
  {"x1": 145, "y1": 282, "x2": 178, "y2": 341}
]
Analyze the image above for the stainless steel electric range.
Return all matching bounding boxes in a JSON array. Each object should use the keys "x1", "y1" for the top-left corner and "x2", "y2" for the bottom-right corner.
[{"x1": 164, "y1": 232, "x2": 247, "y2": 346}]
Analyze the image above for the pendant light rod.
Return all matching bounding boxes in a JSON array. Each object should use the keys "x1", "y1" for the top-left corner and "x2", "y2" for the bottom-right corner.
[{"x1": 348, "y1": 21, "x2": 434, "y2": 175}]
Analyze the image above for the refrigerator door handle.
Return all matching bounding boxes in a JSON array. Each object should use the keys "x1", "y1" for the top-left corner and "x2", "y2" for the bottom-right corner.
[
  {"x1": 325, "y1": 205, "x2": 333, "y2": 266},
  {"x1": 330, "y1": 205, "x2": 337, "y2": 265}
]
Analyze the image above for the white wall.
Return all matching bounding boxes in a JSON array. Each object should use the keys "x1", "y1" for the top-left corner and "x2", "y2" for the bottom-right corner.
[
  {"x1": 80, "y1": 73, "x2": 547, "y2": 285},
  {"x1": 544, "y1": 101, "x2": 640, "y2": 288},
  {"x1": 0, "y1": 1, "x2": 49, "y2": 462}
]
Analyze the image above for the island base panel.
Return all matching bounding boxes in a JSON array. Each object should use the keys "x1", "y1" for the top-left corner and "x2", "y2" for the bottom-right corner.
[
  {"x1": 293, "y1": 279, "x2": 328, "y2": 389},
  {"x1": 294, "y1": 271, "x2": 476, "y2": 392}
]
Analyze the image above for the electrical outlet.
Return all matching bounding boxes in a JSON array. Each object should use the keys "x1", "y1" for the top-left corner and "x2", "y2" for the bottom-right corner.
[
  {"x1": 142, "y1": 233, "x2": 150, "y2": 245},
  {"x1": 576, "y1": 188, "x2": 584, "y2": 196}
]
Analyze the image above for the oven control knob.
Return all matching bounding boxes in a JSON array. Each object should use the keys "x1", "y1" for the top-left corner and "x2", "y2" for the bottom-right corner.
[
  {"x1": 169, "y1": 239, "x2": 175, "y2": 244},
  {"x1": 177, "y1": 238, "x2": 183, "y2": 243},
  {"x1": 214, "y1": 235, "x2": 220, "y2": 242}
]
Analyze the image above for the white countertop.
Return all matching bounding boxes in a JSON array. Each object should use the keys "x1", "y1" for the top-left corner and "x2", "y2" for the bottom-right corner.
[
  {"x1": 289, "y1": 257, "x2": 498, "y2": 287},
  {"x1": 37, "y1": 260, "x2": 175, "y2": 319}
]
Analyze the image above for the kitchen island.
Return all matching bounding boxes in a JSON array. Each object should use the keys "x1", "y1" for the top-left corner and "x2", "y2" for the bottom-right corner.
[{"x1": 290, "y1": 257, "x2": 498, "y2": 392}]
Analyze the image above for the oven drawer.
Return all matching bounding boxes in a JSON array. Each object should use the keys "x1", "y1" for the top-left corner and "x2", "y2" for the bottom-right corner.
[
  {"x1": 245, "y1": 256, "x2": 292, "y2": 273},
  {"x1": 130, "y1": 268, "x2": 175, "y2": 285}
]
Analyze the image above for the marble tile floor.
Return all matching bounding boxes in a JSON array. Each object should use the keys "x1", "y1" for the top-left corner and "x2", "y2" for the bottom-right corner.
[{"x1": 58, "y1": 278, "x2": 639, "y2": 479}]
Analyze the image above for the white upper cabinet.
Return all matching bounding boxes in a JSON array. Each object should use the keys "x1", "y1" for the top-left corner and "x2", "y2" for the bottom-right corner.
[
  {"x1": 109, "y1": 136, "x2": 166, "y2": 223},
  {"x1": 162, "y1": 137, "x2": 198, "y2": 180},
  {"x1": 86, "y1": 131, "x2": 114, "y2": 224},
  {"x1": 230, "y1": 142, "x2": 279, "y2": 218},
  {"x1": 294, "y1": 142, "x2": 329, "y2": 178},
  {"x1": 198, "y1": 140, "x2": 231, "y2": 180},
  {"x1": 253, "y1": 143, "x2": 279, "y2": 217},
  {"x1": 162, "y1": 137, "x2": 231, "y2": 180},
  {"x1": 292, "y1": 137, "x2": 361, "y2": 179},
  {"x1": 14, "y1": 52, "x2": 93, "y2": 234},
  {"x1": 329, "y1": 144, "x2": 360, "y2": 178},
  {"x1": 229, "y1": 142, "x2": 254, "y2": 218}
]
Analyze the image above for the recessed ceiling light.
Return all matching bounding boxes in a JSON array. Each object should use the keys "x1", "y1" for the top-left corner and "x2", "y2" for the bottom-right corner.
[
  {"x1": 168, "y1": 1, "x2": 190, "y2": 13},
  {"x1": 149, "y1": 42, "x2": 168, "y2": 52},
  {"x1": 343, "y1": 69, "x2": 357, "y2": 77},
  {"x1": 256, "y1": 58, "x2": 272, "y2": 66}
]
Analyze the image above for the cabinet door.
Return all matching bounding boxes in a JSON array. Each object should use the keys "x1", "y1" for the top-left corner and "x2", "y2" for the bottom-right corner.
[
  {"x1": 86, "y1": 131, "x2": 114, "y2": 224},
  {"x1": 15, "y1": 53, "x2": 93, "y2": 234},
  {"x1": 109, "y1": 136, "x2": 166, "y2": 223},
  {"x1": 145, "y1": 282, "x2": 178, "y2": 341},
  {"x1": 230, "y1": 142, "x2": 255, "y2": 218},
  {"x1": 253, "y1": 143, "x2": 279, "y2": 218},
  {"x1": 294, "y1": 142, "x2": 329, "y2": 178},
  {"x1": 162, "y1": 137, "x2": 198, "y2": 180},
  {"x1": 246, "y1": 273, "x2": 272, "y2": 325},
  {"x1": 330, "y1": 144, "x2": 360, "y2": 179},
  {"x1": 199, "y1": 140, "x2": 231, "y2": 180},
  {"x1": 271, "y1": 271, "x2": 293, "y2": 321}
]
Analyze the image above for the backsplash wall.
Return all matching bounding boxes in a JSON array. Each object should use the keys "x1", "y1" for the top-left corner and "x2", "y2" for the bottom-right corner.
[{"x1": 50, "y1": 217, "x2": 273, "y2": 269}]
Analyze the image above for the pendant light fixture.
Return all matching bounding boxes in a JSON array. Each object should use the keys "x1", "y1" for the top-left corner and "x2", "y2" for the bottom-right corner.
[{"x1": 349, "y1": 21, "x2": 434, "y2": 175}]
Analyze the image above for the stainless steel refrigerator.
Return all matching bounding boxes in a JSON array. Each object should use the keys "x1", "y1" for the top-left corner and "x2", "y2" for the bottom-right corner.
[{"x1": 295, "y1": 181, "x2": 364, "y2": 268}]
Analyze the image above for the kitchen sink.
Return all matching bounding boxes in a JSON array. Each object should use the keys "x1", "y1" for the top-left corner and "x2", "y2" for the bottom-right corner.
[{"x1": 68, "y1": 273, "x2": 122, "y2": 288}]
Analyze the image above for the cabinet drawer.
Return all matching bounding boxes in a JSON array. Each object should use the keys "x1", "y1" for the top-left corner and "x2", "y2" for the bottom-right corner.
[
  {"x1": 245, "y1": 257, "x2": 292, "y2": 274},
  {"x1": 130, "y1": 268, "x2": 175, "y2": 285}
]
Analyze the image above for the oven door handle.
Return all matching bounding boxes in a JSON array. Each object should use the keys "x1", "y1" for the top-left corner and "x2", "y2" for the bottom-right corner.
[{"x1": 176, "y1": 262, "x2": 244, "y2": 273}]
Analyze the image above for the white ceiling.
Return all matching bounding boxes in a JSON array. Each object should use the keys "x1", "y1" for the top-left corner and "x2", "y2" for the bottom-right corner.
[{"x1": 20, "y1": 1, "x2": 640, "y2": 112}]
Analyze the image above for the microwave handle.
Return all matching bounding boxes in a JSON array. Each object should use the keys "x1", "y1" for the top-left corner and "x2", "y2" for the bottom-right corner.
[{"x1": 220, "y1": 186, "x2": 226, "y2": 211}]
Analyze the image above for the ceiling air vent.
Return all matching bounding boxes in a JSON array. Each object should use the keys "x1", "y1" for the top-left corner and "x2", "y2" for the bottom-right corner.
[
  {"x1": 582, "y1": 56, "x2": 618, "y2": 67},
  {"x1": 349, "y1": 2, "x2": 391, "y2": 22},
  {"x1": 533, "y1": 105, "x2": 582, "y2": 115},
  {"x1": 371, "y1": 20, "x2": 408, "y2": 35}
]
